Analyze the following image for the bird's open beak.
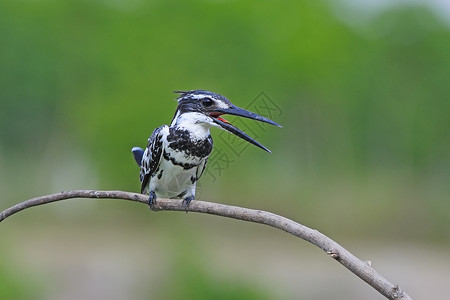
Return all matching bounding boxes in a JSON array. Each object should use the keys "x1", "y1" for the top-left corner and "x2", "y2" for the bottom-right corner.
[{"x1": 210, "y1": 105, "x2": 282, "y2": 153}]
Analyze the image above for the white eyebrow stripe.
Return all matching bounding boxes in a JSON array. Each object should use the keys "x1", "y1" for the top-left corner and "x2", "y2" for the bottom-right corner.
[
  {"x1": 186, "y1": 94, "x2": 211, "y2": 100},
  {"x1": 179, "y1": 93, "x2": 230, "y2": 109}
]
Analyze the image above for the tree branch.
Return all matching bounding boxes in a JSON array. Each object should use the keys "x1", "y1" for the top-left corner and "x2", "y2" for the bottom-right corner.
[{"x1": 0, "y1": 190, "x2": 412, "y2": 300}]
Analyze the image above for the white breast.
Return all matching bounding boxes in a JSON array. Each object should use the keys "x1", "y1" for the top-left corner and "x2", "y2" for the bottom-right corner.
[{"x1": 171, "y1": 112, "x2": 213, "y2": 141}]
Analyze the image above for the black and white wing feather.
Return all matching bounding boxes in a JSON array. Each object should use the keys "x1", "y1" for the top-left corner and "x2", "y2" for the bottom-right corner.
[{"x1": 140, "y1": 125, "x2": 166, "y2": 193}]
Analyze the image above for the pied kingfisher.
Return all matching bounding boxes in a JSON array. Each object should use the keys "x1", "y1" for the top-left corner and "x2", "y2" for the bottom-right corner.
[{"x1": 131, "y1": 90, "x2": 281, "y2": 208}]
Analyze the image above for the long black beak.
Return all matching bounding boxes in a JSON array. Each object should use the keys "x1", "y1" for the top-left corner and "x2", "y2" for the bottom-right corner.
[
  {"x1": 215, "y1": 105, "x2": 282, "y2": 128},
  {"x1": 211, "y1": 105, "x2": 281, "y2": 153}
]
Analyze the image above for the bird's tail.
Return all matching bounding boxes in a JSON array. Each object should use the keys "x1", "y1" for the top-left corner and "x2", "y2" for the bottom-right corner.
[{"x1": 131, "y1": 147, "x2": 144, "y2": 166}]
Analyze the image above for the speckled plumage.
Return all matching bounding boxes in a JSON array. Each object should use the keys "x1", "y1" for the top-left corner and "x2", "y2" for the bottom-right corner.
[{"x1": 132, "y1": 90, "x2": 281, "y2": 207}]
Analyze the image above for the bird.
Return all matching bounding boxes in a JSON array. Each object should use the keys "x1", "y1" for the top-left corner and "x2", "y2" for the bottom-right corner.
[{"x1": 131, "y1": 90, "x2": 281, "y2": 208}]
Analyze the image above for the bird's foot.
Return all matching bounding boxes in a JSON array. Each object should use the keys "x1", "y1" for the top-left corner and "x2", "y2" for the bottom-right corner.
[
  {"x1": 182, "y1": 196, "x2": 195, "y2": 211},
  {"x1": 148, "y1": 191, "x2": 157, "y2": 209}
]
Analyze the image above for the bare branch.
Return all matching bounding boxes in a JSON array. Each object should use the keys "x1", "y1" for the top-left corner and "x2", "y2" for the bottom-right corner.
[{"x1": 0, "y1": 190, "x2": 412, "y2": 300}]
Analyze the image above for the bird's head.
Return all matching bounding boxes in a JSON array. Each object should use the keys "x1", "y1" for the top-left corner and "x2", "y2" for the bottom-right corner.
[{"x1": 173, "y1": 90, "x2": 281, "y2": 153}]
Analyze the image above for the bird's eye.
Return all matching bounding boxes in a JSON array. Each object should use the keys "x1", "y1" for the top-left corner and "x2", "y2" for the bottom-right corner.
[{"x1": 202, "y1": 98, "x2": 214, "y2": 107}]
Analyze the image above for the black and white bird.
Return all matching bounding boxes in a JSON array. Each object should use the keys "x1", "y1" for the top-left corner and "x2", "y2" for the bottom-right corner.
[{"x1": 131, "y1": 90, "x2": 281, "y2": 208}]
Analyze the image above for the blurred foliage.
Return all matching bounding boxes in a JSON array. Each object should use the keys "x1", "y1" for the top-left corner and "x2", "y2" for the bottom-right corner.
[
  {"x1": 0, "y1": 1, "x2": 448, "y2": 180},
  {"x1": 160, "y1": 255, "x2": 273, "y2": 300},
  {"x1": 0, "y1": 0, "x2": 449, "y2": 298},
  {"x1": 0, "y1": 0, "x2": 448, "y2": 241},
  {"x1": 0, "y1": 256, "x2": 42, "y2": 300}
]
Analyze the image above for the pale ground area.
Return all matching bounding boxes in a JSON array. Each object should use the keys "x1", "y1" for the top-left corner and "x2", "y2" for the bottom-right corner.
[{"x1": 2, "y1": 211, "x2": 448, "y2": 300}]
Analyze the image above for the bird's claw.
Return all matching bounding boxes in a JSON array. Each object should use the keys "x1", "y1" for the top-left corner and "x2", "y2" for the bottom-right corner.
[
  {"x1": 148, "y1": 191, "x2": 156, "y2": 209},
  {"x1": 182, "y1": 196, "x2": 194, "y2": 211}
]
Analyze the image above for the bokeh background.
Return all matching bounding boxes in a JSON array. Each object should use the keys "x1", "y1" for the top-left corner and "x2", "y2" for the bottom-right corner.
[{"x1": 1, "y1": 0, "x2": 449, "y2": 299}]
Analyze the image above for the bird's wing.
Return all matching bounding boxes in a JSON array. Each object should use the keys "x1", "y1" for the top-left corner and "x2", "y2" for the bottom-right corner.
[{"x1": 140, "y1": 125, "x2": 166, "y2": 193}]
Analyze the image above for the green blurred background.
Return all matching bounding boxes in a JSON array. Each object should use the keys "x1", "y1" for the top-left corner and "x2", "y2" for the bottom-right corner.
[{"x1": 1, "y1": 0, "x2": 449, "y2": 299}]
